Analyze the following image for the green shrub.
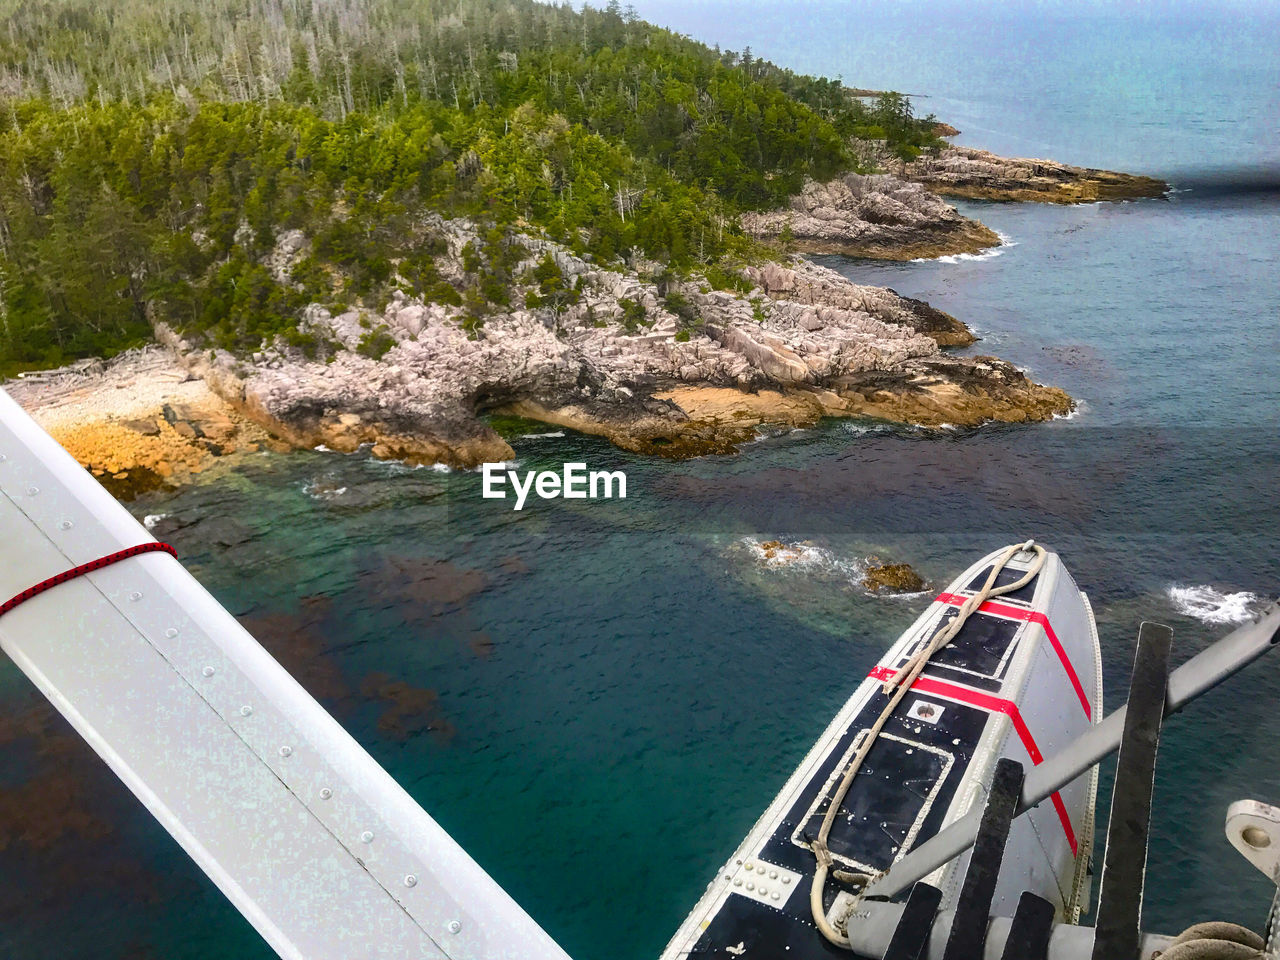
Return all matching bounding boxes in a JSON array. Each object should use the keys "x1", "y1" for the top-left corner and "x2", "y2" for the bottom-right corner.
[
  {"x1": 618, "y1": 297, "x2": 648, "y2": 333},
  {"x1": 703, "y1": 262, "x2": 752, "y2": 294},
  {"x1": 525, "y1": 252, "x2": 580, "y2": 315},
  {"x1": 356, "y1": 326, "x2": 396, "y2": 360},
  {"x1": 663, "y1": 290, "x2": 702, "y2": 335}
]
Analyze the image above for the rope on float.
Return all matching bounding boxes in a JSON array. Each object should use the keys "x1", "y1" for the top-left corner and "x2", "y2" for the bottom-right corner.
[
  {"x1": 810, "y1": 539, "x2": 1047, "y2": 949},
  {"x1": 1156, "y1": 922, "x2": 1266, "y2": 960}
]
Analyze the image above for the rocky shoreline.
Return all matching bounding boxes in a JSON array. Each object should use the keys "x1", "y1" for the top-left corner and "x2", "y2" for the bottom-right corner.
[
  {"x1": 4, "y1": 234, "x2": 1070, "y2": 489},
  {"x1": 4, "y1": 134, "x2": 1156, "y2": 490},
  {"x1": 7, "y1": 208, "x2": 1072, "y2": 487},
  {"x1": 4, "y1": 348, "x2": 275, "y2": 499},
  {"x1": 890, "y1": 143, "x2": 1169, "y2": 204},
  {"x1": 735, "y1": 143, "x2": 1166, "y2": 260},
  {"x1": 146, "y1": 223, "x2": 1070, "y2": 472},
  {"x1": 739, "y1": 172, "x2": 1002, "y2": 260}
]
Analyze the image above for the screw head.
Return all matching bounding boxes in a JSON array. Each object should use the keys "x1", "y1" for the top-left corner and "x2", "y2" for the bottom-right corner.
[
  {"x1": 129, "y1": 591, "x2": 143, "y2": 601},
  {"x1": 361, "y1": 831, "x2": 374, "y2": 843},
  {"x1": 240, "y1": 705, "x2": 253, "y2": 717},
  {"x1": 165, "y1": 627, "x2": 179, "y2": 638},
  {"x1": 26, "y1": 485, "x2": 38, "y2": 495},
  {"x1": 319, "y1": 788, "x2": 333, "y2": 800},
  {"x1": 279, "y1": 746, "x2": 292, "y2": 758},
  {"x1": 448, "y1": 920, "x2": 462, "y2": 934},
  {"x1": 201, "y1": 666, "x2": 215, "y2": 677},
  {"x1": 403, "y1": 875, "x2": 417, "y2": 888},
  {"x1": 58, "y1": 520, "x2": 73, "y2": 530}
]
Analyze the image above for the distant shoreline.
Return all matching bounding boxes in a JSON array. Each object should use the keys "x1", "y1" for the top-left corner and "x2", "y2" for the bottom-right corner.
[{"x1": 891, "y1": 142, "x2": 1169, "y2": 204}]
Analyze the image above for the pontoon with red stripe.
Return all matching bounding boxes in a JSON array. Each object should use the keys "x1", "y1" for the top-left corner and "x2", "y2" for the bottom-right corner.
[{"x1": 660, "y1": 542, "x2": 1102, "y2": 957}]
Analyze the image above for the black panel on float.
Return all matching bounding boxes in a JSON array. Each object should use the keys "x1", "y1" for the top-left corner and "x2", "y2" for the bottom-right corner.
[
  {"x1": 918, "y1": 607, "x2": 1022, "y2": 680},
  {"x1": 798, "y1": 736, "x2": 949, "y2": 869},
  {"x1": 965, "y1": 565, "x2": 1040, "y2": 602}
]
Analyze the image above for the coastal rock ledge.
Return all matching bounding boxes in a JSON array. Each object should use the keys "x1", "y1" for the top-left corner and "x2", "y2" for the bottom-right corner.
[
  {"x1": 5, "y1": 348, "x2": 275, "y2": 499},
  {"x1": 149, "y1": 222, "x2": 1070, "y2": 468},
  {"x1": 890, "y1": 145, "x2": 1169, "y2": 204},
  {"x1": 740, "y1": 173, "x2": 1001, "y2": 261}
]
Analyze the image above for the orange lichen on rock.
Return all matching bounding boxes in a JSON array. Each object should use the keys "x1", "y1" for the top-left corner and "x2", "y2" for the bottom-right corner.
[{"x1": 5, "y1": 348, "x2": 271, "y2": 499}]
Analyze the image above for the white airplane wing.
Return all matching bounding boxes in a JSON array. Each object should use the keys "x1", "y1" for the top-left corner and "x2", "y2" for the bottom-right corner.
[{"x1": 0, "y1": 387, "x2": 571, "y2": 960}]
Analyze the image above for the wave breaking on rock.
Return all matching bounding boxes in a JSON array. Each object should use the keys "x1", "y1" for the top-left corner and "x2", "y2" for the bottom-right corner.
[{"x1": 1167, "y1": 584, "x2": 1262, "y2": 625}]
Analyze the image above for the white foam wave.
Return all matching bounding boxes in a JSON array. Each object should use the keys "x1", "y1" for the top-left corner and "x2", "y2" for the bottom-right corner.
[
  {"x1": 364, "y1": 457, "x2": 427, "y2": 475},
  {"x1": 912, "y1": 231, "x2": 1016, "y2": 265},
  {"x1": 738, "y1": 537, "x2": 866, "y2": 578},
  {"x1": 843, "y1": 421, "x2": 892, "y2": 436},
  {"x1": 301, "y1": 477, "x2": 348, "y2": 501},
  {"x1": 1053, "y1": 399, "x2": 1087, "y2": 422},
  {"x1": 432, "y1": 463, "x2": 453, "y2": 473},
  {"x1": 1168, "y1": 584, "x2": 1262, "y2": 625},
  {"x1": 143, "y1": 514, "x2": 167, "y2": 530},
  {"x1": 736, "y1": 538, "x2": 936, "y2": 600},
  {"x1": 881, "y1": 589, "x2": 931, "y2": 601},
  {"x1": 743, "y1": 425, "x2": 801, "y2": 445},
  {"x1": 519, "y1": 431, "x2": 565, "y2": 439},
  {"x1": 313, "y1": 444, "x2": 333, "y2": 452}
]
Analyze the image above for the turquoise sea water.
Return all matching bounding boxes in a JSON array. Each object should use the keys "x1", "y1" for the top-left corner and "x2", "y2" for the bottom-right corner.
[{"x1": 2, "y1": 3, "x2": 1279, "y2": 958}]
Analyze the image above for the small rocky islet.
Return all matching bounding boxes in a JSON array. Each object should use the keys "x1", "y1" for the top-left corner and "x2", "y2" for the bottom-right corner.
[{"x1": 8, "y1": 139, "x2": 1164, "y2": 487}]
